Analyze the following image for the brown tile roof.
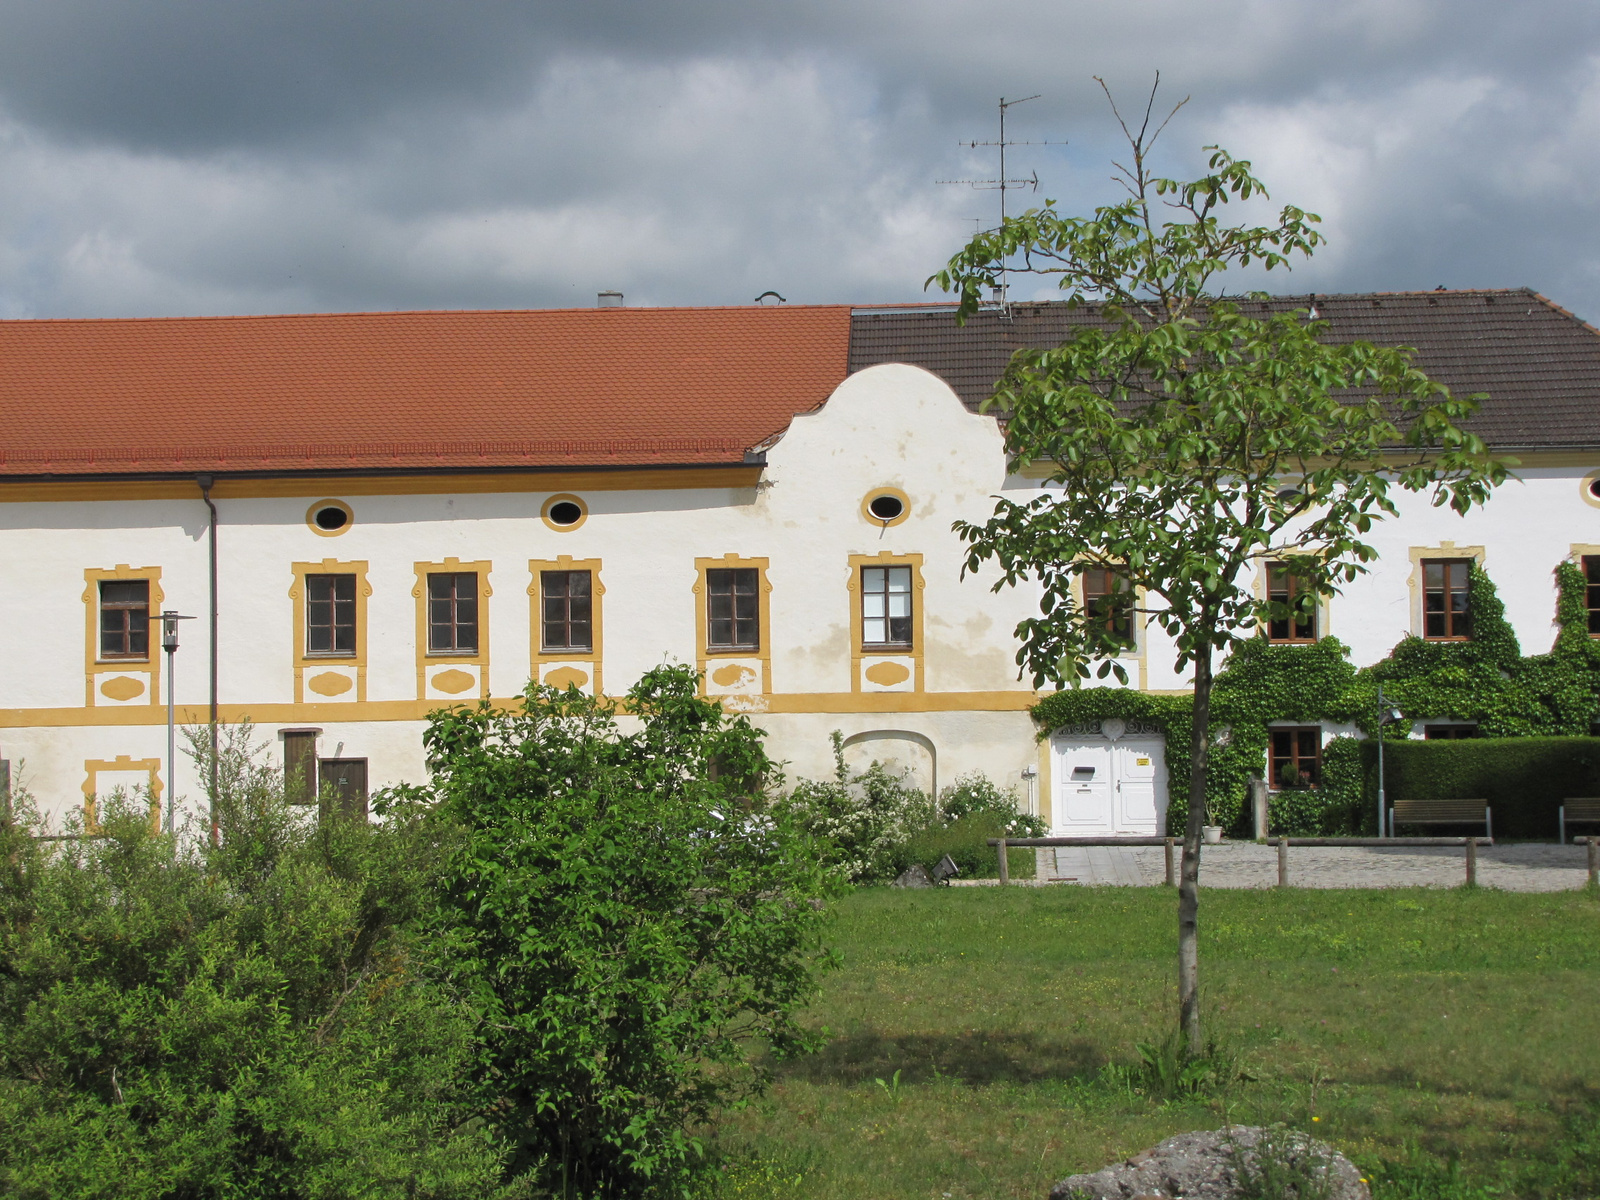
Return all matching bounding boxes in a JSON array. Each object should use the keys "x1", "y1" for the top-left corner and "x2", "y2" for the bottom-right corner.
[
  {"x1": 0, "y1": 305, "x2": 851, "y2": 477},
  {"x1": 848, "y1": 289, "x2": 1600, "y2": 449}
]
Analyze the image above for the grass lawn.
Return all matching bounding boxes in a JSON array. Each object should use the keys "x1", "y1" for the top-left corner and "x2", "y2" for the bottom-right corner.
[{"x1": 709, "y1": 885, "x2": 1600, "y2": 1199}]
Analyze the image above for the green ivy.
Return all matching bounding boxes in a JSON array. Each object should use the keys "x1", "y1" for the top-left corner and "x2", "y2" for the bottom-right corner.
[{"x1": 1031, "y1": 561, "x2": 1600, "y2": 835}]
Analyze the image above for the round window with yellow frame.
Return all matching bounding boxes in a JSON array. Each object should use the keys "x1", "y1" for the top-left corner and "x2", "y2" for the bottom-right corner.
[
  {"x1": 861, "y1": 487, "x2": 911, "y2": 528},
  {"x1": 306, "y1": 499, "x2": 354, "y2": 536},
  {"x1": 541, "y1": 494, "x2": 589, "y2": 531}
]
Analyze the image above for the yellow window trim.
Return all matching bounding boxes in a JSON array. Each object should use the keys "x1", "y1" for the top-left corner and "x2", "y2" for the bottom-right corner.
[
  {"x1": 528, "y1": 556, "x2": 605, "y2": 694},
  {"x1": 693, "y1": 554, "x2": 773, "y2": 695},
  {"x1": 82, "y1": 754, "x2": 163, "y2": 832},
  {"x1": 847, "y1": 551, "x2": 925, "y2": 693},
  {"x1": 289, "y1": 558, "x2": 371, "y2": 703},
  {"x1": 412, "y1": 559, "x2": 492, "y2": 700},
  {"x1": 82, "y1": 565, "x2": 164, "y2": 707},
  {"x1": 1407, "y1": 542, "x2": 1485, "y2": 641}
]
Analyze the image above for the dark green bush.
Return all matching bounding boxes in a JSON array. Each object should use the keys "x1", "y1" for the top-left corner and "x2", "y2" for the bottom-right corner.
[
  {"x1": 421, "y1": 667, "x2": 833, "y2": 1199},
  {"x1": 0, "y1": 728, "x2": 509, "y2": 1200},
  {"x1": 1361, "y1": 736, "x2": 1600, "y2": 838}
]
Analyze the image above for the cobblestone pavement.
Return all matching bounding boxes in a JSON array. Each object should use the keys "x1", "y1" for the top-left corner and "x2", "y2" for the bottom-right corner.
[{"x1": 1025, "y1": 841, "x2": 1598, "y2": 891}]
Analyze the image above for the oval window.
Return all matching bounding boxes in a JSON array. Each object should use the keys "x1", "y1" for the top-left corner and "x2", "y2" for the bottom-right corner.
[
  {"x1": 314, "y1": 505, "x2": 349, "y2": 531},
  {"x1": 868, "y1": 493, "x2": 905, "y2": 521},
  {"x1": 860, "y1": 487, "x2": 911, "y2": 527},
  {"x1": 1589, "y1": 478, "x2": 1600, "y2": 500},
  {"x1": 541, "y1": 494, "x2": 588, "y2": 530},
  {"x1": 305, "y1": 498, "x2": 354, "y2": 536}
]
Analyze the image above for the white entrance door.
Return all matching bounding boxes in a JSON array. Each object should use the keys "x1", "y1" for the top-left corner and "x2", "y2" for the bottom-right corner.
[
  {"x1": 1113, "y1": 738, "x2": 1165, "y2": 835},
  {"x1": 1051, "y1": 727, "x2": 1168, "y2": 836},
  {"x1": 1051, "y1": 736, "x2": 1115, "y2": 833}
]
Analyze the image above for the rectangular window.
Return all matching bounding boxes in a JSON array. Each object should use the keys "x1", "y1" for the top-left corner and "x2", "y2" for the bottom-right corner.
[
  {"x1": 99, "y1": 579, "x2": 150, "y2": 659},
  {"x1": 1424, "y1": 724, "x2": 1477, "y2": 740},
  {"x1": 319, "y1": 757, "x2": 368, "y2": 821},
  {"x1": 1585, "y1": 556, "x2": 1600, "y2": 636},
  {"x1": 1422, "y1": 558, "x2": 1472, "y2": 640},
  {"x1": 1266, "y1": 561, "x2": 1317, "y2": 643},
  {"x1": 1269, "y1": 727, "x2": 1321, "y2": 790},
  {"x1": 306, "y1": 573, "x2": 356, "y2": 656},
  {"x1": 706, "y1": 568, "x2": 760, "y2": 650},
  {"x1": 1082, "y1": 567, "x2": 1134, "y2": 642},
  {"x1": 541, "y1": 570, "x2": 593, "y2": 652},
  {"x1": 283, "y1": 730, "x2": 318, "y2": 805},
  {"x1": 427, "y1": 572, "x2": 479, "y2": 654},
  {"x1": 862, "y1": 565, "x2": 913, "y2": 647}
]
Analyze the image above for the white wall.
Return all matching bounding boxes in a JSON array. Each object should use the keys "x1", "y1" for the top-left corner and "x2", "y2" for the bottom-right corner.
[{"x1": 3, "y1": 358, "x2": 1597, "y2": 829}]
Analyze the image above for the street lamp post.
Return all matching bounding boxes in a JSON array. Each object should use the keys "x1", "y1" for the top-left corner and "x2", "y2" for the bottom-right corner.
[
  {"x1": 1375, "y1": 682, "x2": 1403, "y2": 838},
  {"x1": 152, "y1": 610, "x2": 195, "y2": 833}
]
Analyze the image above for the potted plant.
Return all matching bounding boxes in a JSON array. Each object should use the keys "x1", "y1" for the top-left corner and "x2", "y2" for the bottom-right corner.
[{"x1": 1202, "y1": 800, "x2": 1224, "y2": 844}]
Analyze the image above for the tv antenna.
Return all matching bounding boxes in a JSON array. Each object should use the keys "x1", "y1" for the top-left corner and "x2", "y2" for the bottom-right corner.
[{"x1": 938, "y1": 94, "x2": 1065, "y2": 303}]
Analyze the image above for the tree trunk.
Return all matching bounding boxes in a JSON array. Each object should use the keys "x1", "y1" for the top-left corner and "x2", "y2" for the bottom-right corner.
[{"x1": 1178, "y1": 642, "x2": 1213, "y2": 1050}]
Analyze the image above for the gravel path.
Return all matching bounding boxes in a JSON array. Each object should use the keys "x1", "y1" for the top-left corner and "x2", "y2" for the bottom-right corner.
[{"x1": 1014, "y1": 841, "x2": 1599, "y2": 891}]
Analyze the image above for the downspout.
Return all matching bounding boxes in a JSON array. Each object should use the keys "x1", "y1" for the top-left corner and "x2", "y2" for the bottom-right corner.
[{"x1": 197, "y1": 475, "x2": 219, "y2": 840}]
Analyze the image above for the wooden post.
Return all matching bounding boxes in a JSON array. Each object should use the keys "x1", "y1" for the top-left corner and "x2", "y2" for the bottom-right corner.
[
  {"x1": 997, "y1": 837, "x2": 1009, "y2": 886},
  {"x1": 1587, "y1": 836, "x2": 1598, "y2": 888},
  {"x1": 1163, "y1": 838, "x2": 1176, "y2": 887},
  {"x1": 1277, "y1": 837, "x2": 1289, "y2": 888},
  {"x1": 1250, "y1": 778, "x2": 1269, "y2": 840},
  {"x1": 1465, "y1": 837, "x2": 1478, "y2": 887}
]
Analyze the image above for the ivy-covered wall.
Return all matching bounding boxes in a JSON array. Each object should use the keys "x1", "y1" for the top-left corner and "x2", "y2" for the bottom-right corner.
[{"x1": 1030, "y1": 562, "x2": 1600, "y2": 836}]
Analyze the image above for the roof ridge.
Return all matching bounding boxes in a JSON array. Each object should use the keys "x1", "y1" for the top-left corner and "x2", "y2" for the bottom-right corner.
[{"x1": 0, "y1": 304, "x2": 855, "y2": 327}]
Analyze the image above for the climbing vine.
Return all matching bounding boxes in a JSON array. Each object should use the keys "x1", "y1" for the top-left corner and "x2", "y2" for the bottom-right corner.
[{"x1": 1031, "y1": 561, "x2": 1600, "y2": 835}]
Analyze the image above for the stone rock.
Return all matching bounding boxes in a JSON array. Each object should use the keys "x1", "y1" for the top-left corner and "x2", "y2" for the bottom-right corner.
[
  {"x1": 1050, "y1": 1126, "x2": 1369, "y2": 1200},
  {"x1": 892, "y1": 863, "x2": 933, "y2": 888}
]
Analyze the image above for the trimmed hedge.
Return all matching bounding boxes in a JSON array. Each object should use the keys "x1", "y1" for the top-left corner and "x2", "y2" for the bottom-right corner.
[{"x1": 1361, "y1": 736, "x2": 1600, "y2": 839}]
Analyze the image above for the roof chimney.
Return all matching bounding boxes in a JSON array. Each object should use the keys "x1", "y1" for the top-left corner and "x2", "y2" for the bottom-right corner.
[{"x1": 597, "y1": 290, "x2": 624, "y2": 308}]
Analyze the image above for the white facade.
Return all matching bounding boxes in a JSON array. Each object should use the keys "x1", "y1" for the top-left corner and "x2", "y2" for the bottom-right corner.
[{"x1": 5, "y1": 357, "x2": 1600, "y2": 834}]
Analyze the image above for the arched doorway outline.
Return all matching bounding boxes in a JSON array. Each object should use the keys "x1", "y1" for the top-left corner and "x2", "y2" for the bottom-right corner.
[{"x1": 840, "y1": 729, "x2": 937, "y2": 799}]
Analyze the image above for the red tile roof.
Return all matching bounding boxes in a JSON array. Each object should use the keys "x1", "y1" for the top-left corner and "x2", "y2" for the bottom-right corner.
[{"x1": 0, "y1": 305, "x2": 852, "y2": 477}]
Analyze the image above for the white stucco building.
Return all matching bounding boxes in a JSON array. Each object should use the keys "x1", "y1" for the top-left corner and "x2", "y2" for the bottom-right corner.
[{"x1": 4, "y1": 289, "x2": 1599, "y2": 836}]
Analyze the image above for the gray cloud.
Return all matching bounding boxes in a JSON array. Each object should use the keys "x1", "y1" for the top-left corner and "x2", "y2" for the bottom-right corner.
[{"x1": 0, "y1": 1, "x2": 1596, "y2": 320}]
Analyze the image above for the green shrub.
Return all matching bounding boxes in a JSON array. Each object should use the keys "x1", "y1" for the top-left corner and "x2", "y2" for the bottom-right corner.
[
  {"x1": 901, "y1": 812, "x2": 1037, "y2": 880},
  {"x1": 421, "y1": 667, "x2": 833, "y2": 1199},
  {"x1": 779, "y1": 732, "x2": 934, "y2": 884},
  {"x1": 936, "y1": 772, "x2": 1043, "y2": 833},
  {"x1": 1360, "y1": 736, "x2": 1600, "y2": 838},
  {"x1": 0, "y1": 727, "x2": 508, "y2": 1200}
]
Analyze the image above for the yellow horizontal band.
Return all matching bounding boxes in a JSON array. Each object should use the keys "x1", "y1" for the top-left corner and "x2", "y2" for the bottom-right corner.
[
  {"x1": 0, "y1": 466, "x2": 763, "y2": 504},
  {"x1": 0, "y1": 689, "x2": 1041, "y2": 728}
]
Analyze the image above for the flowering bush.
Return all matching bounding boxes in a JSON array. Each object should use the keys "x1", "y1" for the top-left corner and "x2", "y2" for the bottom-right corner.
[
  {"x1": 779, "y1": 741, "x2": 1044, "y2": 883},
  {"x1": 778, "y1": 732, "x2": 935, "y2": 884}
]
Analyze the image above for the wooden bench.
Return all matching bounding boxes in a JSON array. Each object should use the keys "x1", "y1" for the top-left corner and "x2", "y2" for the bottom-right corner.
[
  {"x1": 1390, "y1": 798, "x2": 1492, "y2": 838},
  {"x1": 1560, "y1": 798, "x2": 1600, "y2": 843}
]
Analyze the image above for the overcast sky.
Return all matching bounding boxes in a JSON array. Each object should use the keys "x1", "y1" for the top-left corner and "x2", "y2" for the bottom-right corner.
[{"x1": 0, "y1": 2, "x2": 1596, "y2": 321}]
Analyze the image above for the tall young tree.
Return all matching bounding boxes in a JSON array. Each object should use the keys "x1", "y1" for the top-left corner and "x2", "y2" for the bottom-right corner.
[{"x1": 931, "y1": 81, "x2": 1506, "y2": 1047}]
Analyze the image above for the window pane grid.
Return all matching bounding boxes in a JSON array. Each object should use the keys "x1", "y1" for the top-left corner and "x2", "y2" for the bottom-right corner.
[
  {"x1": 541, "y1": 571, "x2": 593, "y2": 652},
  {"x1": 1083, "y1": 567, "x2": 1134, "y2": 642},
  {"x1": 99, "y1": 579, "x2": 150, "y2": 658},
  {"x1": 427, "y1": 572, "x2": 479, "y2": 653},
  {"x1": 1266, "y1": 562, "x2": 1317, "y2": 643},
  {"x1": 1422, "y1": 558, "x2": 1471, "y2": 640},
  {"x1": 707, "y1": 568, "x2": 760, "y2": 650},
  {"x1": 862, "y1": 565, "x2": 912, "y2": 647},
  {"x1": 1269, "y1": 727, "x2": 1321, "y2": 790},
  {"x1": 306, "y1": 574, "x2": 356, "y2": 655}
]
